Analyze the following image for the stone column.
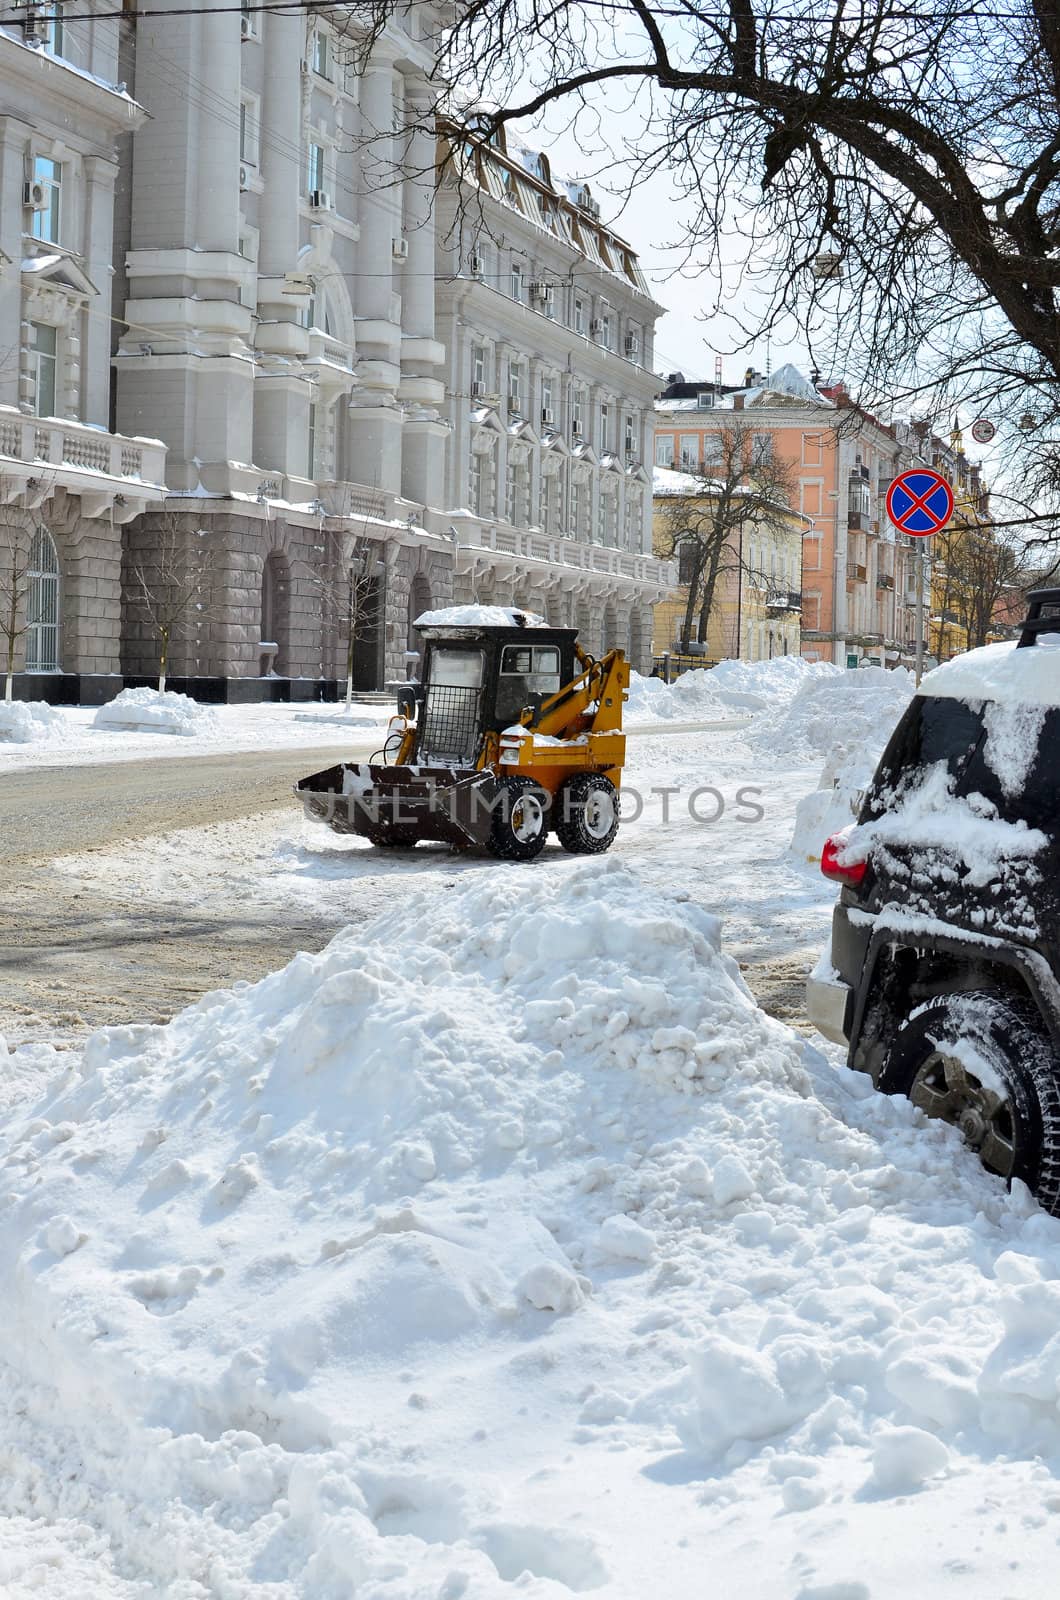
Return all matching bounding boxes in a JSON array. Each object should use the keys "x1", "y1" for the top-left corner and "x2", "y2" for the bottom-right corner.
[
  {"x1": 254, "y1": 5, "x2": 311, "y2": 479},
  {"x1": 81, "y1": 155, "x2": 119, "y2": 427},
  {"x1": 0, "y1": 118, "x2": 30, "y2": 413}
]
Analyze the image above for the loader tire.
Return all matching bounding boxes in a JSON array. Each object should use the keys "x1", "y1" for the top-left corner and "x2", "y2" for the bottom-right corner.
[
  {"x1": 486, "y1": 776, "x2": 549, "y2": 862},
  {"x1": 555, "y1": 772, "x2": 619, "y2": 855}
]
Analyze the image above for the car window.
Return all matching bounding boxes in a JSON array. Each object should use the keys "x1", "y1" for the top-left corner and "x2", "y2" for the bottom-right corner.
[{"x1": 863, "y1": 696, "x2": 983, "y2": 819}]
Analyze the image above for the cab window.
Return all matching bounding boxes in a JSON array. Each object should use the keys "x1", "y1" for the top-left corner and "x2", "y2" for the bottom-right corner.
[{"x1": 497, "y1": 644, "x2": 562, "y2": 724}]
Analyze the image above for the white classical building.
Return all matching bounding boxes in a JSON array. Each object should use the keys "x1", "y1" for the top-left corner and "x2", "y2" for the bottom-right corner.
[
  {"x1": 112, "y1": 1, "x2": 456, "y2": 689},
  {"x1": 435, "y1": 125, "x2": 672, "y2": 664},
  {"x1": 0, "y1": 6, "x2": 166, "y2": 689}
]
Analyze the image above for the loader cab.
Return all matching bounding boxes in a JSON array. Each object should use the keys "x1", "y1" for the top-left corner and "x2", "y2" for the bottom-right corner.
[{"x1": 412, "y1": 610, "x2": 578, "y2": 766}]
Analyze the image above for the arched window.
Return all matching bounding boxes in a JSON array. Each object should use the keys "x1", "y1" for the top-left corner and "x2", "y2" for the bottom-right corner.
[{"x1": 25, "y1": 526, "x2": 60, "y2": 672}]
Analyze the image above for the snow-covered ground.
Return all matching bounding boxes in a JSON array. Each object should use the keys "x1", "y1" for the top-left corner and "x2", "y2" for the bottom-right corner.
[
  {"x1": 14, "y1": 660, "x2": 1057, "y2": 1598},
  {"x1": 0, "y1": 693, "x2": 393, "y2": 771}
]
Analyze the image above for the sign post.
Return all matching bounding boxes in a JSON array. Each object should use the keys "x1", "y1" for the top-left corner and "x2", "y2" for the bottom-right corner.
[{"x1": 885, "y1": 468, "x2": 955, "y2": 686}]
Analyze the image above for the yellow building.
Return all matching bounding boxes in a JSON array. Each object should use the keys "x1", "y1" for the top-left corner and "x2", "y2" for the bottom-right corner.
[
  {"x1": 652, "y1": 467, "x2": 808, "y2": 665},
  {"x1": 927, "y1": 445, "x2": 998, "y2": 662}
]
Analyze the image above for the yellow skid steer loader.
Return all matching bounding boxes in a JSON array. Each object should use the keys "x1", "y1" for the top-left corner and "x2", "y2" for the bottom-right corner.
[{"x1": 296, "y1": 607, "x2": 629, "y2": 861}]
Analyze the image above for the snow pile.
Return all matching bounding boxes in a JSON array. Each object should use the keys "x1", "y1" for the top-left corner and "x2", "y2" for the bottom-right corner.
[
  {"x1": 625, "y1": 667, "x2": 728, "y2": 723},
  {"x1": 92, "y1": 687, "x2": 219, "y2": 737},
  {"x1": 768, "y1": 669, "x2": 914, "y2": 862},
  {"x1": 0, "y1": 699, "x2": 68, "y2": 744},
  {"x1": 709, "y1": 653, "x2": 839, "y2": 711},
  {"x1": 6, "y1": 859, "x2": 1060, "y2": 1590}
]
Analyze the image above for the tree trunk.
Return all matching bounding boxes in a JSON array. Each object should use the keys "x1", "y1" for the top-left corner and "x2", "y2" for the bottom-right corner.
[
  {"x1": 5, "y1": 564, "x2": 18, "y2": 700},
  {"x1": 345, "y1": 625, "x2": 355, "y2": 712},
  {"x1": 696, "y1": 538, "x2": 727, "y2": 647},
  {"x1": 679, "y1": 552, "x2": 704, "y2": 650},
  {"x1": 158, "y1": 628, "x2": 168, "y2": 695}
]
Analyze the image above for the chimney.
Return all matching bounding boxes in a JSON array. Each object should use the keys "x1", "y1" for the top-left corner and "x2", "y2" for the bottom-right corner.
[{"x1": 733, "y1": 394, "x2": 745, "y2": 412}]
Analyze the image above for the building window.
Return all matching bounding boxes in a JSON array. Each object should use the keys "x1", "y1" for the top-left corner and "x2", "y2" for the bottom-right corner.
[
  {"x1": 30, "y1": 322, "x2": 58, "y2": 417},
  {"x1": 571, "y1": 387, "x2": 586, "y2": 439},
  {"x1": 506, "y1": 461, "x2": 528, "y2": 525},
  {"x1": 752, "y1": 432, "x2": 774, "y2": 465},
  {"x1": 41, "y1": 3, "x2": 64, "y2": 57},
  {"x1": 542, "y1": 472, "x2": 562, "y2": 534},
  {"x1": 471, "y1": 342, "x2": 488, "y2": 393},
  {"x1": 679, "y1": 434, "x2": 699, "y2": 468},
  {"x1": 308, "y1": 403, "x2": 317, "y2": 476},
  {"x1": 541, "y1": 374, "x2": 554, "y2": 426},
  {"x1": 702, "y1": 432, "x2": 724, "y2": 466},
  {"x1": 571, "y1": 479, "x2": 586, "y2": 535},
  {"x1": 239, "y1": 97, "x2": 259, "y2": 165},
  {"x1": 507, "y1": 358, "x2": 524, "y2": 415},
  {"x1": 573, "y1": 294, "x2": 586, "y2": 335},
  {"x1": 600, "y1": 402, "x2": 610, "y2": 452},
  {"x1": 655, "y1": 434, "x2": 674, "y2": 467},
  {"x1": 311, "y1": 28, "x2": 332, "y2": 79},
  {"x1": 31, "y1": 157, "x2": 61, "y2": 245},
  {"x1": 471, "y1": 445, "x2": 495, "y2": 518},
  {"x1": 510, "y1": 262, "x2": 525, "y2": 303},
  {"x1": 624, "y1": 414, "x2": 636, "y2": 459},
  {"x1": 599, "y1": 312, "x2": 612, "y2": 350},
  {"x1": 307, "y1": 141, "x2": 326, "y2": 194},
  {"x1": 25, "y1": 526, "x2": 60, "y2": 673}
]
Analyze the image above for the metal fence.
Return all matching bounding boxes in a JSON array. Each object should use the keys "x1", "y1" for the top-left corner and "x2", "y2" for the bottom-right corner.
[{"x1": 419, "y1": 684, "x2": 482, "y2": 764}]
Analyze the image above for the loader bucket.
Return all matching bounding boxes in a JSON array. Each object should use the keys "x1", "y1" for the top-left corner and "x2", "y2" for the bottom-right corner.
[{"x1": 295, "y1": 763, "x2": 502, "y2": 849}]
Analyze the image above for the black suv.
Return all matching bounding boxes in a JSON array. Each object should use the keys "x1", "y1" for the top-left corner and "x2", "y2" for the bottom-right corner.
[{"x1": 808, "y1": 589, "x2": 1060, "y2": 1212}]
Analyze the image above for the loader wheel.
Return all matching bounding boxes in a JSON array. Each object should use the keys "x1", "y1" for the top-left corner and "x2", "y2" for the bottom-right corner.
[
  {"x1": 555, "y1": 773, "x2": 619, "y2": 855},
  {"x1": 486, "y1": 776, "x2": 549, "y2": 862},
  {"x1": 878, "y1": 990, "x2": 1060, "y2": 1214}
]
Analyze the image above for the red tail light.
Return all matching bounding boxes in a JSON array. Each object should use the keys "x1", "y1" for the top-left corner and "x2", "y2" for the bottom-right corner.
[{"x1": 821, "y1": 832, "x2": 868, "y2": 886}]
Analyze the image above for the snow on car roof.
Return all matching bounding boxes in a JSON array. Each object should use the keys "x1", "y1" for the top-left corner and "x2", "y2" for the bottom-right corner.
[
  {"x1": 918, "y1": 639, "x2": 1060, "y2": 707},
  {"x1": 414, "y1": 605, "x2": 549, "y2": 629}
]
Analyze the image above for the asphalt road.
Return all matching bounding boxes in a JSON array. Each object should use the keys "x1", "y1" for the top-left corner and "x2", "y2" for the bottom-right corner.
[
  {"x1": 0, "y1": 718, "x2": 766, "y2": 1050},
  {"x1": 0, "y1": 743, "x2": 377, "y2": 864},
  {"x1": 0, "y1": 743, "x2": 380, "y2": 1047}
]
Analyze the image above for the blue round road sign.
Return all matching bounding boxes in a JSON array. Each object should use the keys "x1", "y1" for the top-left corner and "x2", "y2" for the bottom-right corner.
[{"x1": 885, "y1": 468, "x2": 954, "y2": 537}]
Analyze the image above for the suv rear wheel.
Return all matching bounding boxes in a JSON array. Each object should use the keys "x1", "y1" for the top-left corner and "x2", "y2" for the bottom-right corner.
[{"x1": 878, "y1": 991, "x2": 1060, "y2": 1213}]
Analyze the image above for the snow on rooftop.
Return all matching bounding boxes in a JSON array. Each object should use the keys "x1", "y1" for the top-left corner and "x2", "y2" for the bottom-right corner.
[
  {"x1": 919, "y1": 639, "x2": 1060, "y2": 707},
  {"x1": 415, "y1": 604, "x2": 548, "y2": 629}
]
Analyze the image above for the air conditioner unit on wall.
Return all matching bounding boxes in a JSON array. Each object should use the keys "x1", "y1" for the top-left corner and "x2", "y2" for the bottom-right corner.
[
  {"x1": 23, "y1": 180, "x2": 48, "y2": 211},
  {"x1": 469, "y1": 254, "x2": 484, "y2": 277},
  {"x1": 541, "y1": 407, "x2": 555, "y2": 426},
  {"x1": 471, "y1": 379, "x2": 487, "y2": 398},
  {"x1": 240, "y1": 14, "x2": 252, "y2": 39},
  {"x1": 392, "y1": 238, "x2": 409, "y2": 261},
  {"x1": 239, "y1": 164, "x2": 249, "y2": 192},
  {"x1": 625, "y1": 333, "x2": 640, "y2": 357},
  {"x1": 309, "y1": 190, "x2": 332, "y2": 211},
  {"x1": 589, "y1": 319, "x2": 605, "y2": 337},
  {"x1": 530, "y1": 281, "x2": 554, "y2": 306}
]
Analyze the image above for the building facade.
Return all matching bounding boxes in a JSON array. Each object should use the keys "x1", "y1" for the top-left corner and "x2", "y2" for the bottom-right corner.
[
  {"x1": 434, "y1": 125, "x2": 671, "y2": 665},
  {"x1": 652, "y1": 466, "x2": 807, "y2": 664},
  {"x1": 654, "y1": 366, "x2": 989, "y2": 669},
  {"x1": 111, "y1": 1, "x2": 457, "y2": 690},
  {"x1": 0, "y1": 7, "x2": 166, "y2": 689}
]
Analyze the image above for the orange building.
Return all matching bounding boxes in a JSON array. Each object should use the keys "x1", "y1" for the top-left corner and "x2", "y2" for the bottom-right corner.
[{"x1": 653, "y1": 367, "x2": 987, "y2": 668}]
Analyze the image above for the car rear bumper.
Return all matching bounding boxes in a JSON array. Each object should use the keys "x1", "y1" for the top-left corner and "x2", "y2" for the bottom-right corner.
[{"x1": 806, "y1": 968, "x2": 854, "y2": 1045}]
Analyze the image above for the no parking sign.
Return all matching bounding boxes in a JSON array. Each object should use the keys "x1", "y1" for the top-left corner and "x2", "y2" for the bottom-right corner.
[{"x1": 885, "y1": 469, "x2": 954, "y2": 536}]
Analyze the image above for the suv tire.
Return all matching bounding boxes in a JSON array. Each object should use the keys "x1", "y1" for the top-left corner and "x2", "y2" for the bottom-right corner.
[{"x1": 878, "y1": 990, "x2": 1060, "y2": 1213}]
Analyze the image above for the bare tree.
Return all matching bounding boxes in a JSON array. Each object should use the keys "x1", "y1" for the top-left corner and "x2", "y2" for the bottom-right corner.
[
  {"x1": 934, "y1": 520, "x2": 1034, "y2": 656},
  {"x1": 299, "y1": 521, "x2": 379, "y2": 711},
  {"x1": 0, "y1": 521, "x2": 30, "y2": 703},
  {"x1": 656, "y1": 423, "x2": 797, "y2": 650},
  {"x1": 126, "y1": 513, "x2": 214, "y2": 693},
  {"x1": 362, "y1": 0, "x2": 1060, "y2": 524},
  {"x1": 0, "y1": 486, "x2": 55, "y2": 702}
]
